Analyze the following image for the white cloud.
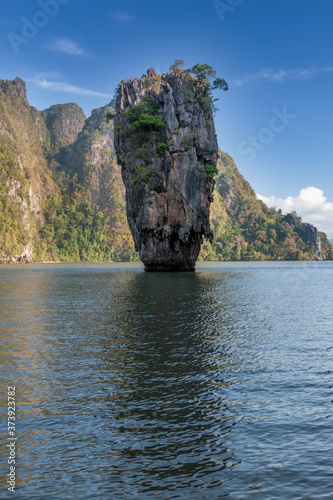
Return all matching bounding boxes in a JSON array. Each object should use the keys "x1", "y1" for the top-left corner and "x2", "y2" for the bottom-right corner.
[
  {"x1": 49, "y1": 38, "x2": 85, "y2": 56},
  {"x1": 112, "y1": 10, "x2": 134, "y2": 23},
  {"x1": 26, "y1": 75, "x2": 112, "y2": 98},
  {"x1": 257, "y1": 187, "x2": 333, "y2": 238},
  {"x1": 233, "y1": 66, "x2": 333, "y2": 87}
]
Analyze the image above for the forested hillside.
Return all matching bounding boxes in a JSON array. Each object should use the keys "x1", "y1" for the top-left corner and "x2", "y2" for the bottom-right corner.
[
  {"x1": 200, "y1": 152, "x2": 333, "y2": 260},
  {"x1": 0, "y1": 77, "x2": 332, "y2": 263}
]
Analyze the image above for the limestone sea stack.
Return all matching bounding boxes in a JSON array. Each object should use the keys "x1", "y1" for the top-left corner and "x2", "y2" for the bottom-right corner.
[{"x1": 114, "y1": 67, "x2": 218, "y2": 271}]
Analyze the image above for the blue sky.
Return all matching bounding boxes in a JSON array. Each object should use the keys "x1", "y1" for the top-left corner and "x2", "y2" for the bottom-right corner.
[{"x1": 1, "y1": 0, "x2": 333, "y2": 236}]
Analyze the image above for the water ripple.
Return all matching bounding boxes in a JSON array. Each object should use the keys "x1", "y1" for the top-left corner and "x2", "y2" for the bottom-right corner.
[{"x1": 0, "y1": 262, "x2": 332, "y2": 499}]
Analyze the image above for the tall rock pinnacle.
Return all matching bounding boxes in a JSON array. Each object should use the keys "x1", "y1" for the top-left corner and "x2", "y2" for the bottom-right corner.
[{"x1": 114, "y1": 67, "x2": 218, "y2": 271}]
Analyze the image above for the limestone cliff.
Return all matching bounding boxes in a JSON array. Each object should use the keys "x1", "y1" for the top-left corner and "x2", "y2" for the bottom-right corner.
[
  {"x1": 0, "y1": 78, "x2": 56, "y2": 263},
  {"x1": 41, "y1": 103, "x2": 86, "y2": 157},
  {"x1": 52, "y1": 106, "x2": 135, "y2": 261},
  {"x1": 114, "y1": 68, "x2": 218, "y2": 271},
  {"x1": 282, "y1": 213, "x2": 323, "y2": 260},
  {"x1": 0, "y1": 78, "x2": 86, "y2": 262}
]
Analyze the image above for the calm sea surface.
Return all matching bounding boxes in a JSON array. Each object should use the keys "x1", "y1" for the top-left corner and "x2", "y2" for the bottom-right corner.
[{"x1": 0, "y1": 262, "x2": 332, "y2": 499}]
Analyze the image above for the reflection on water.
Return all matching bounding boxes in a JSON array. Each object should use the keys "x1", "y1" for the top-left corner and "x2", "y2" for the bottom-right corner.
[
  {"x1": 0, "y1": 263, "x2": 332, "y2": 499},
  {"x1": 99, "y1": 273, "x2": 239, "y2": 495}
]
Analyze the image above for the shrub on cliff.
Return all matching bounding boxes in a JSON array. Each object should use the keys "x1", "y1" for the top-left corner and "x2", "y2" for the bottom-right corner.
[{"x1": 169, "y1": 60, "x2": 228, "y2": 112}]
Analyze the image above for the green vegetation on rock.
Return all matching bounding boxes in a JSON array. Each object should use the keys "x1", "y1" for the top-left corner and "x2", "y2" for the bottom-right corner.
[
  {"x1": 0, "y1": 139, "x2": 29, "y2": 256},
  {"x1": 132, "y1": 165, "x2": 157, "y2": 185},
  {"x1": 169, "y1": 59, "x2": 228, "y2": 113},
  {"x1": 126, "y1": 98, "x2": 165, "y2": 136},
  {"x1": 205, "y1": 164, "x2": 219, "y2": 180}
]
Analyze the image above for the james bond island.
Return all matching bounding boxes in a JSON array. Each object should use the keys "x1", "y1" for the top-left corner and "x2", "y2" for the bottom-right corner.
[{"x1": 113, "y1": 61, "x2": 228, "y2": 271}]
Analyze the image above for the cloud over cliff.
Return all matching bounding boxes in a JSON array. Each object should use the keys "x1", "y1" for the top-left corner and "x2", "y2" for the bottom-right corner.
[{"x1": 257, "y1": 187, "x2": 333, "y2": 238}]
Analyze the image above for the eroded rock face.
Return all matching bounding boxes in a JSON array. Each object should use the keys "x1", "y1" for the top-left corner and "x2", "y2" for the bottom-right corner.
[{"x1": 114, "y1": 68, "x2": 218, "y2": 271}]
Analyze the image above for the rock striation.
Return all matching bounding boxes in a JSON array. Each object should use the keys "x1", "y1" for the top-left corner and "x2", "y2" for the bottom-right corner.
[{"x1": 114, "y1": 68, "x2": 218, "y2": 271}]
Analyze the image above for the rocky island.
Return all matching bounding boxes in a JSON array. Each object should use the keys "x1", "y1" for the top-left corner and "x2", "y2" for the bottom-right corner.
[{"x1": 114, "y1": 63, "x2": 226, "y2": 271}]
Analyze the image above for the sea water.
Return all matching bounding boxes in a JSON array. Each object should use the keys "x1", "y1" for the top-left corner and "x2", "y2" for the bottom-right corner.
[{"x1": 0, "y1": 262, "x2": 332, "y2": 499}]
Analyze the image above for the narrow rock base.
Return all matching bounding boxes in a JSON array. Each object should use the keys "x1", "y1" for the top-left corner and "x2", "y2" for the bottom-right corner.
[
  {"x1": 140, "y1": 233, "x2": 201, "y2": 272},
  {"x1": 144, "y1": 267, "x2": 195, "y2": 272}
]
